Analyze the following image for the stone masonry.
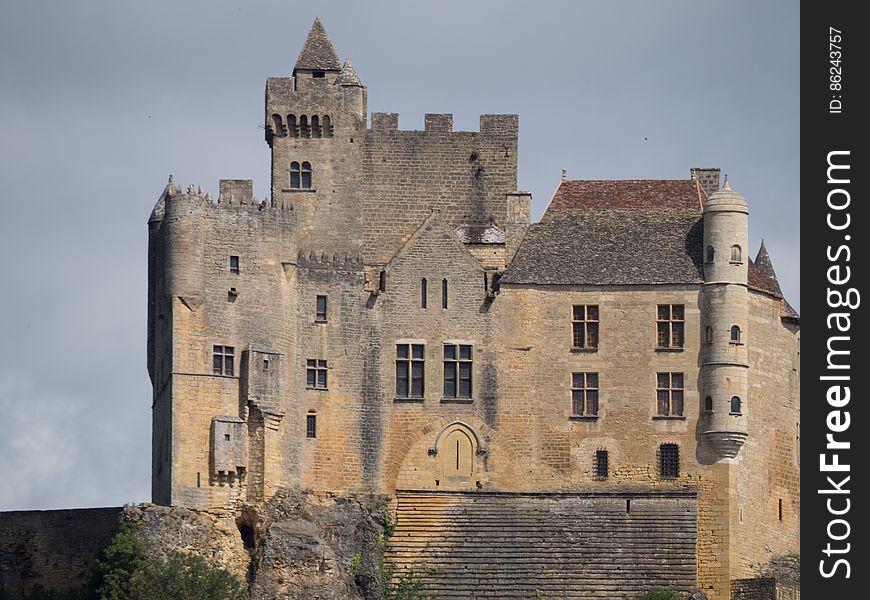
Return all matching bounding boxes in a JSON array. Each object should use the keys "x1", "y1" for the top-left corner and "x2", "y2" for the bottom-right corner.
[{"x1": 144, "y1": 18, "x2": 800, "y2": 599}]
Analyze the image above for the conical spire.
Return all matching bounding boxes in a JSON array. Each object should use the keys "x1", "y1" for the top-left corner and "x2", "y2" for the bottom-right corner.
[
  {"x1": 294, "y1": 17, "x2": 341, "y2": 73},
  {"x1": 753, "y1": 239, "x2": 784, "y2": 297},
  {"x1": 335, "y1": 59, "x2": 363, "y2": 86}
]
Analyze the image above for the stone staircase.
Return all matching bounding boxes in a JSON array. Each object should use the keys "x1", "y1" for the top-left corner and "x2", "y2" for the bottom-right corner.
[{"x1": 387, "y1": 491, "x2": 697, "y2": 599}]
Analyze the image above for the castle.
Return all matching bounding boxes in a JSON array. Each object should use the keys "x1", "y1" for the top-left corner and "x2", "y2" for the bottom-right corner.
[{"x1": 145, "y1": 19, "x2": 800, "y2": 599}]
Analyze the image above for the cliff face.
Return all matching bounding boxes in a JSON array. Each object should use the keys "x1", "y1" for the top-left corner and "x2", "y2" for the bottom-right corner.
[{"x1": 126, "y1": 489, "x2": 389, "y2": 600}]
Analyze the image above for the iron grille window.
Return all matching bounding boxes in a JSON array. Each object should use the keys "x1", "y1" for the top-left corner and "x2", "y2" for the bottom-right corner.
[
  {"x1": 316, "y1": 295, "x2": 327, "y2": 322},
  {"x1": 443, "y1": 344, "x2": 472, "y2": 399},
  {"x1": 656, "y1": 304, "x2": 685, "y2": 348},
  {"x1": 571, "y1": 305, "x2": 599, "y2": 349},
  {"x1": 571, "y1": 372, "x2": 599, "y2": 416},
  {"x1": 229, "y1": 255, "x2": 240, "y2": 273},
  {"x1": 213, "y1": 345, "x2": 234, "y2": 376},
  {"x1": 595, "y1": 450, "x2": 609, "y2": 478},
  {"x1": 659, "y1": 444, "x2": 680, "y2": 479},
  {"x1": 656, "y1": 372, "x2": 684, "y2": 416},
  {"x1": 306, "y1": 414, "x2": 317, "y2": 438},
  {"x1": 306, "y1": 359, "x2": 328, "y2": 389},
  {"x1": 396, "y1": 344, "x2": 425, "y2": 399}
]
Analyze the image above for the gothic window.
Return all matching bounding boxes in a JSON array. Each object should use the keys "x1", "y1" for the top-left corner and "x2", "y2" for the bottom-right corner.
[
  {"x1": 595, "y1": 450, "x2": 609, "y2": 479},
  {"x1": 571, "y1": 304, "x2": 599, "y2": 349},
  {"x1": 656, "y1": 304, "x2": 684, "y2": 349},
  {"x1": 306, "y1": 413, "x2": 317, "y2": 438},
  {"x1": 656, "y1": 372, "x2": 684, "y2": 417},
  {"x1": 301, "y1": 161, "x2": 312, "y2": 189},
  {"x1": 300, "y1": 115, "x2": 310, "y2": 138},
  {"x1": 443, "y1": 343, "x2": 472, "y2": 399},
  {"x1": 322, "y1": 115, "x2": 333, "y2": 137},
  {"x1": 704, "y1": 396, "x2": 713, "y2": 412},
  {"x1": 706, "y1": 246, "x2": 715, "y2": 263},
  {"x1": 441, "y1": 279, "x2": 448, "y2": 309},
  {"x1": 316, "y1": 295, "x2": 327, "y2": 322},
  {"x1": 229, "y1": 255, "x2": 240, "y2": 273},
  {"x1": 730, "y1": 325, "x2": 741, "y2": 343},
  {"x1": 287, "y1": 114, "x2": 299, "y2": 137},
  {"x1": 730, "y1": 396, "x2": 742, "y2": 415},
  {"x1": 705, "y1": 325, "x2": 713, "y2": 344},
  {"x1": 571, "y1": 372, "x2": 599, "y2": 417},
  {"x1": 311, "y1": 115, "x2": 322, "y2": 138},
  {"x1": 396, "y1": 343, "x2": 425, "y2": 399},
  {"x1": 271, "y1": 114, "x2": 286, "y2": 136},
  {"x1": 213, "y1": 345, "x2": 235, "y2": 376},
  {"x1": 659, "y1": 443, "x2": 680, "y2": 479},
  {"x1": 421, "y1": 278, "x2": 428, "y2": 308},
  {"x1": 290, "y1": 161, "x2": 301, "y2": 188},
  {"x1": 731, "y1": 245, "x2": 742, "y2": 263},
  {"x1": 306, "y1": 359, "x2": 328, "y2": 389}
]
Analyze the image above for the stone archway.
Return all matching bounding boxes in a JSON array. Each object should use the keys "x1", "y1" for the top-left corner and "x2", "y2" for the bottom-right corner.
[
  {"x1": 394, "y1": 420, "x2": 490, "y2": 491},
  {"x1": 438, "y1": 425, "x2": 475, "y2": 485}
]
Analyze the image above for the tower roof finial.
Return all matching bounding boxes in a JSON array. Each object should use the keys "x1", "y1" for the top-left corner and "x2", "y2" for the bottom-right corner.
[
  {"x1": 722, "y1": 174, "x2": 730, "y2": 190},
  {"x1": 294, "y1": 17, "x2": 342, "y2": 74}
]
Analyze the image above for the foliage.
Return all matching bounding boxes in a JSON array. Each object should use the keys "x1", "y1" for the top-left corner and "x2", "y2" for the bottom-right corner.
[
  {"x1": 635, "y1": 591, "x2": 680, "y2": 600},
  {"x1": 380, "y1": 562, "x2": 431, "y2": 600},
  {"x1": 350, "y1": 552, "x2": 362, "y2": 577},
  {"x1": 23, "y1": 520, "x2": 245, "y2": 600},
  {"x1": 128, "y1": 550, "x2": 246, "y2": 600}
]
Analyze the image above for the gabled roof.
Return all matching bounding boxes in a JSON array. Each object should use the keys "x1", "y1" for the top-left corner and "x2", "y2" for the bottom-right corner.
[
  {"x1": 501, "y1": 208, "x2": 704, "y2": 285},
  {"x1": 294, "y1": 18, "x2": 341, "y2": 73},
  {"x1": 543, "y1": 179, "x2": 705, "y2": 216}
]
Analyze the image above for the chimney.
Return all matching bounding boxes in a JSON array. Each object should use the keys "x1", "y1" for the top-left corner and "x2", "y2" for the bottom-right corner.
[{"x1": 690, "y1": 168, "x2": 721, "y2": 198}]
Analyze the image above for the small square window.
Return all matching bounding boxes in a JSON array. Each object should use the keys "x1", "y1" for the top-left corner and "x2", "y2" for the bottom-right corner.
[{"x1": 224, "y1": 433, "x2": 231, "y2": 441}]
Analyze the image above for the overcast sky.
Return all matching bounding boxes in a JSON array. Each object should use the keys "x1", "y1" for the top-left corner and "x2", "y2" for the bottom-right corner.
[{"x1": 0, "y1": 0, "x2": 798, "y2": 511}]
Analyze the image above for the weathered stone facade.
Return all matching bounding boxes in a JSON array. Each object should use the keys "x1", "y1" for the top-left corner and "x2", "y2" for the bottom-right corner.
[{"x1": 145, "y1": 19, "x2": 800, "y2": 599}]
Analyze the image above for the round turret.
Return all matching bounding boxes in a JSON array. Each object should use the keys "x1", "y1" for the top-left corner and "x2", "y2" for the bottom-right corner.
[{"x1": 702, "y1": 179, "x2": 749, "y2": 285}]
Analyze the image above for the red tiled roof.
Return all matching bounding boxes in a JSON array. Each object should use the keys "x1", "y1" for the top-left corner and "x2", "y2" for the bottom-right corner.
[{"x1": 544, "y1": 179, "x2": 705, "y2": 217}]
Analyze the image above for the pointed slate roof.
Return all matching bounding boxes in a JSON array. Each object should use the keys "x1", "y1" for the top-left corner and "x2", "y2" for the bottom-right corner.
[
  {"x1": 752, "y1": 240, "x2": 784, "y2": 297},
  {"x1": 335, "y1": 59, "x2": 363, "y2": 86},
  {"x1": 294, "y1": 18, "x2": 342, "y2": 73}
]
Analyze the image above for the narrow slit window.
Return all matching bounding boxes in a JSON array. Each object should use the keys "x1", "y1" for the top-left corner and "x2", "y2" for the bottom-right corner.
[
  {"x1": 704, "y1": 396, "x2": 713, "y2": 412},
  {"x1": 306, "y1": 414, "x2": 317, "y2": 438},
  {"x1": 316, "y1": 295, "x2": 327, "y2": 322},
  {"x1": 421, "y1": 278, "x2": 427, "y2": 308},
  {"x1": 441, "y1": 279, "x2": 448, "y2": 309},
  {"x1": 706, "y1": 246, "x2": 715, "y2": 263},
  {"x1": 301, "y1": 161, "x2": 312, "y2": 189},
  {"x1": 595, "y1": 450, "x2": 609, "y2": 478},
  {"x1": 290, "y1": 161, "x2": 301, "y2": 188},
  {"x1": 705, "y1": 326, "x2": 713, "y2": 344}
]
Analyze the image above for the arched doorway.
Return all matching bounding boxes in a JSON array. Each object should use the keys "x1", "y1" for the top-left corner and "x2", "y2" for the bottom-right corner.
[{"x1": 441, "y1": 427, "x2": 474, "y2": 482}]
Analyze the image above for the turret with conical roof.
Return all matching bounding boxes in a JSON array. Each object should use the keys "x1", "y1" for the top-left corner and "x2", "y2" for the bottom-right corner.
[
  {"x1": 699, "y1": 178, "x2": 750, "y2": 460},
  {"x1": 264, "y1": 18, "x2": 368, "y2": 254}
]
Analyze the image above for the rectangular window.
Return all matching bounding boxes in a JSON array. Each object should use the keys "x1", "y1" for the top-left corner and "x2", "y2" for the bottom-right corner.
[
  {"x1": 595, "y1": 450, "x2": 609, "y2": 478},
  {"x1": 656, "y1": 372, "x2": 684, "y2": 416},
  {"x1": 656, "y1": 304, "x2": 685, "y2": 348},
  {"x1": 306, "y1": 359, "x2": 328, "y2": 389},
  {"x1": 229, "y1": 256, "x2": 240, "y2": 274},
  {"x1": 213, "y1": 345, "x2": 235, "y2": 376},
  {"x1": 659, "y1": 444, "x2": 680, "y2": 479},
  {"x1": 316, "y1": 295, "x2": 327, "y2": 322},
  {"x1": 443, "y1": 343, "x2": 472, "y2": 399},
  {"x1": 571, "y1": 305, "x2": 599, "y2": 349},
  {"x1": 396, "y1": 344, "x2": 425, "y2": 399},
  {"x1": 306, "y1": 414, "x2": 317, "y2": 438},
  {"x1": 571, "y1": 372, "x2": 599, "y2": 416}
]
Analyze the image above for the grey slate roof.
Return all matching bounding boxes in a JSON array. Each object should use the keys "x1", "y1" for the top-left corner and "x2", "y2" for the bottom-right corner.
[
  {"x1": 751, "y1": 240, "x2": 784, "y2": 297},
  {"x1": 335, "y1": 59, "x2": 363, "y2": 86},
  {"x1": 294, "y1": 18, "x2": 341, "y2": 72},
  {"x1": 501, "y1": 209, "x2": 704, "y2": 285}
]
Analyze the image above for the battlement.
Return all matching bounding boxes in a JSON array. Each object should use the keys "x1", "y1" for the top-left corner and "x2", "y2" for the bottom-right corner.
[
  {"x1": 369, "y1": 113, "x2": 518, "y2": 138},
  {"x1": 297, "y1": 249, "x2": 364, "y2": 269}
]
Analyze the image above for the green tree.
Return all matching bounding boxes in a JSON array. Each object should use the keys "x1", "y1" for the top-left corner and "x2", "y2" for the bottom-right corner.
[
  {"x1": 128, "y1": 551, "x2": 246, "y2": 600},
  {"x1": 88, "y1": 521, "x2": 146, "y2": 600}
]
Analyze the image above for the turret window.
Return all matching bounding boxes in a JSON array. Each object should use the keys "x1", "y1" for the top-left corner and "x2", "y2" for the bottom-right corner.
[
  {"x1": 656, "y1": 304, "x2": 684, "y2": 349},
  {"x1": 706, "y1": 246, "x2": 715, "y2": 263},
  {"x1": 730, "y1": 396, "x2": 742, "y2": 415},
  {"x1": 730, "y1": 245, "x2": 742, "y2": 263},
  {"x1": 730, "y1": 325, "x2": 742, "y2": 344},
  {"x1": 704, "y1": 396, "x2": 713, "y2": 412},
  {"x1": 705, "y1": 326, "x2": 713, "y2": 344},
  {"x1": 290, "y1": 161, "x2": 313, "y2": 189}
]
